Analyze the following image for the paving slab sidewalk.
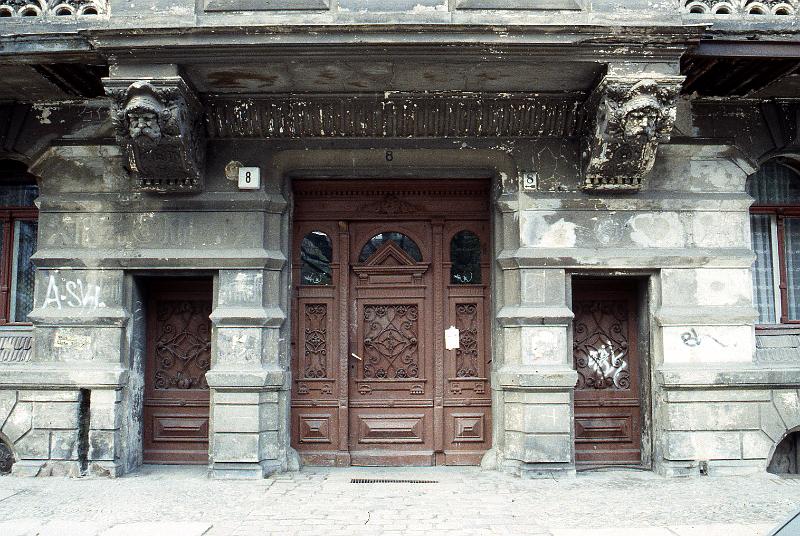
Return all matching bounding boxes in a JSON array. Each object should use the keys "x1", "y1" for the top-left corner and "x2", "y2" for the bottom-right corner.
[{"x1": 0, "y1": 466, "x2": 795, "y2": 535}]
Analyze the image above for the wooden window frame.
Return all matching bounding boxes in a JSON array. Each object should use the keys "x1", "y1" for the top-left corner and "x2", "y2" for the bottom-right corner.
[
  {"x1": 751, "y1": 205, "x2": 800, "y2": 329},
  {"x1": 0, "y1": 207, "x2": 38, "y2": 325}
]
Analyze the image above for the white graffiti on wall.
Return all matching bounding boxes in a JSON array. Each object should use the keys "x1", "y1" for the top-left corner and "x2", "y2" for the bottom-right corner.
[
  {"x1": 43, "y1": 275, "x2": 106, "y2": 310},
  {"x1": 586, "y1": 341, "x2": 629, "y2": 390}
]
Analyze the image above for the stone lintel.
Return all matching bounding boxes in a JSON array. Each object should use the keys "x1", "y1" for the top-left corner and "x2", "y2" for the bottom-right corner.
[
  {"x1": 658, "y1": 366, "x2": 800, "y2": 388},
  {"x1": 497, "y1": 247, "x2": 756, "y2": 270},
  {"x1": 496, "y1": 306, "x2": 573, "y2": 326},
  {"x1": 209, "y1": 306, "x2": 286, "y2": 328},
  {"x1": 0, "y1": 365, "x2": 128, "y2": 389},
  {"x1": 494, "y1": 367, "x2": 579, "y2": 389},
  {"x1": 32, "y1": 249, "x2": 285, "y2": 270},
  {"x1": 655, "y1": 306, "x2": 758, "y2": 326},
  {"x1": 205, "y1": 369, "x2": 286, "y2": 390}
]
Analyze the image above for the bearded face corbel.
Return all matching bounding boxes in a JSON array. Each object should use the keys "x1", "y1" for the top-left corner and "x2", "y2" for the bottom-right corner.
[
  {"x1": 118, "y1": 83, "x2": 169, "y2": 150},
  {"x1": 106, "y1": 77, "x2": 206, "y2": 193},
  {"x1": 583, "y1": 76, "x2": 681, "y2": 191}
]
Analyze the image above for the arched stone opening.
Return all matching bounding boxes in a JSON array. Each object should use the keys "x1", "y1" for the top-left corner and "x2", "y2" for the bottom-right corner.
[{"x1": 768, "y1": 429, "x2": 800, "y2": 475}]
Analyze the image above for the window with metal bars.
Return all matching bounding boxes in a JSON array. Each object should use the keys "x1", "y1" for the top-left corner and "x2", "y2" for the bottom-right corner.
[{"x1": 748, "y1": 159, "x2": 800, "y2": 326}]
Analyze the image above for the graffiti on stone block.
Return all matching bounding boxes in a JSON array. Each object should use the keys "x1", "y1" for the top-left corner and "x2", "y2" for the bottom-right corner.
[
  {"x1": 43, "y1": 274, "x2": 106, "y2": 310},
  {"x1": 680, "y1": 328, "x2": 728, "y2": 348}
]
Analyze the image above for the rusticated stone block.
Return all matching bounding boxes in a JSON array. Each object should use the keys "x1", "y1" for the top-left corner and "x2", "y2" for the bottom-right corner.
[
  {"x1": 773, "y1": 389, "x2": 800, "y2": 431},
  {"x1": 2, "y1": 402, "x2": 32, "y2": 444},
  {"x1": 665, "y1": 402, "x2": 760, "y2": 431},
  {"x1": 50, "y1": 430, "x2": 79, "y2": 460},
  {"x1": 0, "y1": 390, "x2": 16, "y2": 426},
  {"x1": 33, "y1": 402, "x2": 79, "y2": 430},
  {"x1": 259, "y1": 431, "x2": 279, "y2": 460},
  {"x1": 213, "y1": 433, "x2": 259, "y2": 463},
  {"x1": 523, "y1": 434, "x2": 572, "y2": 463},
  {"x1": 664, "y1": 431, "x2": 741, "y2": 461},
  {"x1": 742, "y1": 431, "x2": 774, "y2": 460},
  {"x1": 214, "y1": 404, "x2": 259, "y2": 434},
  {"x1": 524, "y1": 405, "x2": 571, "y2": 434},
  {"x1": 88, "y1": 430, "x2": 117, "y2": 461},
  {"x1": 15, "y1": 430, "x2": 50, "y2": 459}
]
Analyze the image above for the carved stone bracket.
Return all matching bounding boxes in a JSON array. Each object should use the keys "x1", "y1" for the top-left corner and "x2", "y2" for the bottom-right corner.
[
  {"x1": 104, "y1": 76, "x2": 206, "y2": 193},
  {"x1": 582, "y1": 75, "x2": 683, "y2": 192}
]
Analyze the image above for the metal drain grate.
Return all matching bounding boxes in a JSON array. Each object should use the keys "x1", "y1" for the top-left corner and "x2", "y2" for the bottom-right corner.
[{"x1": 351, "y1": 478, "x2": 438, "y2": 484}]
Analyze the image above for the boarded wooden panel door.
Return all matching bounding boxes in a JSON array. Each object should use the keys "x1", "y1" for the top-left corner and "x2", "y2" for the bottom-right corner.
[
  {"x1": 572, "y1": 280, "x2": 642, "y2": 466},
  {"x1": 143, "y1": 279, "x2": 212, "y2": 464}
]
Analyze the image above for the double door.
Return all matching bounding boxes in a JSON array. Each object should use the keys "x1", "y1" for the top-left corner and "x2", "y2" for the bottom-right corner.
[{"x1": 291, "y1": 180, "x2": 491, "y2": 466}]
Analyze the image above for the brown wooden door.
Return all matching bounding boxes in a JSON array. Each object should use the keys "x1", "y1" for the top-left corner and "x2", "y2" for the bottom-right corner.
[
  {"x1": 572, "y1": 280, "x2": 642, "y2": 466},
  {"x1": 143, "y1": 279, "x2": 212, "y2": 464},
  {"x1": 291, "y1": 180, "x2": 491, "y2": 466},
  {"x1": 348, "y1": 223, "x2": 435, "y2": 465}
]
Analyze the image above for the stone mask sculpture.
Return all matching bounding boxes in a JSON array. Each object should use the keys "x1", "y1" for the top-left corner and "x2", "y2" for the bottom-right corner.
[
  {"x1": 107, "y1": 78, "x2": 205, "y2": 193},
  {"x1": 583, "y1": 76, "x2": 682, "y2": 191}
]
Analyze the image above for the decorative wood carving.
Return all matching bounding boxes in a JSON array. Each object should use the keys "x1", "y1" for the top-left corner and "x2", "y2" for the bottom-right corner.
[
  {"x1": 153, "y1": 299, "x2": 212, "y2": 390},
  {"x1": 105, "y1": 77, "x2": 206, "y2": 193},
  {"x1": 363, "y1": 304, "x2": 420, "y2": 379},
  {"x1": 303, "y1": 304, "x2": 328, "y2": 378},
  {"x1": 455, "y1": 303, "x2": 480, "y2": 378},
  {"x1": 582, "y1": 76, "x2": 683, "y2": 191},
  {"x1": 357, "y1": 194, "x2": 420, "y2": 215}
]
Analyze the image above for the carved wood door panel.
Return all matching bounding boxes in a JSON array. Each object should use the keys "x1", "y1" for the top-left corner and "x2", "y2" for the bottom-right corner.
[
  {"x1": 347, "y1": 223, "x2": 435, "y2": 465},
  {"x1": 143, "y1": 279, "x2": 212, "y2": 464},
  {"x1": 290, "y1": 179, "x2": 492, "y2": 466},
  {"x1": 572, "y1": 280, "x2": 642, "y2": 466}
]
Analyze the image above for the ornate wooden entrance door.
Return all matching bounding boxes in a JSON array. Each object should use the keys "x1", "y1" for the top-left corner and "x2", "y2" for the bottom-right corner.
[
  {"x1": 291, "y1": 180, "x2": 491, "y2": 466},
  {"x1": 572, "y1": 280, "x2": 643, "y2": 466},
  {"x1": 347, "y1": 223, "x2": 435, "y2": 465},
  {"x1": 143, "y1": 279, "x2": 212, "y2": 464}
]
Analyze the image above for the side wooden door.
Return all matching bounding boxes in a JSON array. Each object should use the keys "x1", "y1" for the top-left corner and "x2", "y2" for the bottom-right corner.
[
  {"x1": 143, "y1": 279, "x2": 212, "y2": 464},
  {"x1": 572, "y1": 280, "x2": 643, "y2": 466}
]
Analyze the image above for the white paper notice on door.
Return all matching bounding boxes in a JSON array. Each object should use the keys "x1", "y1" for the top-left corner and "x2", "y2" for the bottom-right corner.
[{"x1": 445, "y1": 326, "x2": 460, "y2": 350}]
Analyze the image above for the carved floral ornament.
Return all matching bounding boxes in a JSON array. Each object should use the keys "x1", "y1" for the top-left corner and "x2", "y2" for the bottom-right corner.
[
  {"x1": 105, "y1": 78, "x2": 206, "y2": 193},
  {"x1": 0, "y1": 0, "x2": 105, "y2": 17},
  {"x1": 582, "y1": 76, "x2": 682, "y2": 192},
  {"x1": 683, "y1": 0, "x2": 797, "y2": 16}
]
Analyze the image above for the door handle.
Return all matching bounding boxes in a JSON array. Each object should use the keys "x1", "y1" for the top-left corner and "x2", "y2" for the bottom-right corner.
[{"x1": 350, "y1": 353, "x2": 362, "y2": 361}]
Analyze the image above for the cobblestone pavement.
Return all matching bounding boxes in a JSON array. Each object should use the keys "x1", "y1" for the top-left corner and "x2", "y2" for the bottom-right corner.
[{"x1": 0, "y1": 465, "x2": 797, "y2": 535}]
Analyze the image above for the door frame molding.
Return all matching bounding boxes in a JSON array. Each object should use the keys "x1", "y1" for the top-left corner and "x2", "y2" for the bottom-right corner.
[{"x1": 285, "y1": 170, "x2": 499, "y2": 465}]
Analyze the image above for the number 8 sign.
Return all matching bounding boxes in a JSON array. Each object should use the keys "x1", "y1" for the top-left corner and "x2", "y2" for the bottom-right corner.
[{"x1": 237, "y1": 167, "x2": 260, "y2": 190}]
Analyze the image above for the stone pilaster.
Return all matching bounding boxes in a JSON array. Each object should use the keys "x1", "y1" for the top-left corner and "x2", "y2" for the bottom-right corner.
[{"x1": 207, "y1": 268, "x2": 289, "y2": 478}]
